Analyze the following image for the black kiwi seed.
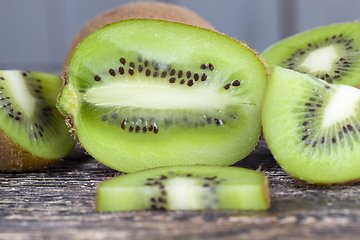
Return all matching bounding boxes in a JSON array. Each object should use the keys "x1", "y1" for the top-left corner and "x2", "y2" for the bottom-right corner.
[
  {"x1": 146, "y1": 69, "x2": 151, "y2": 77},
  {"x1": 169, "y1": 77, "x2": 176, "y2": 83},
  {"x1": 149, "y1": 125, "x2": 153, "y2": 131},
  {"x1": 119, "y1": 67, "x2": 125, "y2": 75},
  {"x1": 129, "y1": 126, "x2": 134, "y2": 132},
  {"x1": 138, "y1": 56, "x2": 143, "y2": 63},
  {"x1": 178, "y1": 70, "x2": 183, "y2": 78},
  {"x1": 180, "y1": 79, "x2": 185, "y2": 84},
  {"x1": 224, "y1": 84, "x2": 231, "y2": 90},
  {"x1": 94, "y1": 75, "x2": 101, "y2": 81},
  {"x1": 186, "y1": 71, "x2": 191, "y2": 79},
  {"x1": 154, "y1": 63, "x2": 159, "y2": 71},
  {"x1": 121, "y1": 119, "x2": 126, "y2": 130},
  {"x1": 144, "y1": 60, "x2": 149, "y2": 67},
  {"x1": 208, "y1": 63, "x2": 214, "y2": 71},
  {"x1": 201, "y1": 73, "x2": 207, "y2": 81},
  {"x1": 200, "y1": 64, "x2": 207, "y2": 69},
  {"x1": 102, "y1": 115, "x2": 108, "y2": 121},
  {"x1": 170, "y1": 69, "x2": 176, "y2": 76},
  {"x1": 109, "y1": 69, "x2": 116, "y2": 76},
  {"x1": 129, "y1": 62, "x2": 135, "y2": 69},
  {"x1": 232, "y1": 80, "x2": 240, "y2": 86},
  {"x1": 0, "y1": 76, "x2": 4, "y2": 80},
  {"x1": 161, "y1": 71, "x2": 167, "y2": 78},
  {"x1": 214, "y1": 119, "x2": 221, "y2": 125},
  {"x1": 194, "y1": 73, "x2": 199, "y2": 81},
  {"x1": 128, "y1": 69, "x2": 134, "y2": 75},
  {"x1": 153, "y1": 72, "x2": 158, "y2": 78},
  {"x1": 154, "y1": 126, "x2": 158, "y2": 134},
  {"x1": 120, "y1": 57, "x2": 126, "y2": 65},
  {"x1": 138, "y1": 65, "x2": 143, "y2": 73},
  {"x1": 111, "y1": 113, "x2": 118, "y2": 119},
  {"x1": 187, "y1": 80, "x2": 194, "y2": 86}
]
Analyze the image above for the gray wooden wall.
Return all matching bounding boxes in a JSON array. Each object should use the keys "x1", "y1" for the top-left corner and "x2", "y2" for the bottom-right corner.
[{"x1": 1, "y1": 0, "x2": 360, "y2": 72}]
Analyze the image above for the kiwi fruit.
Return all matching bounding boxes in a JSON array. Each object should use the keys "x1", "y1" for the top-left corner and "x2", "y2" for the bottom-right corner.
[
  {"x1": 57, "y1": 19, "x2": 268, "y2": 173},
  {"x1": 0, "y1": 70, "x2": 76, "y2": 172},
  {"x1": 64, "y1": 1, "x2": 215, "y2": 72},
  {"x1": 262, "y1": 22, "x2": 360, "y2": 86},
  {"x1": 96, "y1": 165, "x2": 270, "y2": 211},
  {"x1": 262, "y1": 66, "x2": 360, "y2": 184}
]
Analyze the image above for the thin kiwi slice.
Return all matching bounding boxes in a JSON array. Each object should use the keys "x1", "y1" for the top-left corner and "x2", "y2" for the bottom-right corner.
[
  {"x1": 58, "y1": 19, "x2": 268, "y2": 173},
  {"x1": 262, "y1": 66, "x2": 360, "y2": 184},
  {"x1": 262, "y1": 22, "x2": 360, "y2": 86},
  {"x1": 0, "y1": 70, "x2": 76, "y2": 172},
  {"x1": 96, "y1": 165, "x2": 270, "y2": 211}
]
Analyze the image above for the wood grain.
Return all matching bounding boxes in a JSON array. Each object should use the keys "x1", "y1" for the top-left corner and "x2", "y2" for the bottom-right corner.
[{"x1": 1, "y1": 139, "x2": 360, "y2": 240}]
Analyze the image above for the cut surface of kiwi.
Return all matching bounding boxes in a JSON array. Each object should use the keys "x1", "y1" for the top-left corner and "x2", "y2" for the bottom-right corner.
[
  {"x1": 58, "y1": 19, "x2": 268, "y2": 173},
  {"x1": 0, "y1": 70, "x2": 76, "y2": 172},
  {"x1": 96, "y1": 165, "x2": 270, "y2": 211},
  {"x1": 262, "y1": 66, "x2": 360, "y2": 184},
  {"x1": 262, "y1": 22, "x2": 360, "y2": 86}
]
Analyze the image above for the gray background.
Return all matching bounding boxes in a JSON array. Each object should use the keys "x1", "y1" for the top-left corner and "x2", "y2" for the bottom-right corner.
[{"x1": 0, "y1": 0, "x2": 359, "y2": 73}]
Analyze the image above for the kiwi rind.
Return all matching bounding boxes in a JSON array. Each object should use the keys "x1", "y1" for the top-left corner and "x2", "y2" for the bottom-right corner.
[
  {"x1": 96, "y1": 165, "x2": 270, "y2": 211},
  {"x1": 58, "y1": 19, "x2": 268, "y2": 173},
  {"x1": 0, "y1": 129, "x2": 60, "y2": 172},
  {"x1": 0, "y1": 70, "x2": 76, "y2": 172},
  {"x1": 63, "y1": 1, "x2": 215, "y2": 74},
  {"x1": 262, "y1": 66, "x2": 360, "y2": 184},
  {"x1": 262, "y1": 22, "x2": 360, "y2": 86}
]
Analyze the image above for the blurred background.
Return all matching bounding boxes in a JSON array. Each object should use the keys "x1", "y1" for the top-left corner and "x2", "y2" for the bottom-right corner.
[{"x1": 0, "y1": 0, "x2": 360, "y2": 74}]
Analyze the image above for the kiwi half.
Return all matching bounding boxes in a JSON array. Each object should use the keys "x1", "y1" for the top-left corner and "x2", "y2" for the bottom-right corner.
[
  {"x1": 96, "y1": 165, "x2": 270, "y2": 211},
  {"x1": 0, "y1": 70, "x2": 76, "y2": 172},
  {"x1": 64, "y1": 1, "x2": 215, "y2": 71},
  {"x1": 58, "y1": 19, "x2": 268, "y2": 173},
  {"x1": 262, "y1": 66, "x2": 360, "y2": 184},
  {"x1": 262, "y1": 22, "x2": 360, "y2": 86}
]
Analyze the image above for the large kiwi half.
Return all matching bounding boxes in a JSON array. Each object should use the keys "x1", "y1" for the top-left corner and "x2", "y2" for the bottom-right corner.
[
  {"x1": 0, "y1": 70, "x2": 76, "y2": 172},
  {"x1": 262, "y1": 22, "x2": 360, "y2": 86},
  {"x1": 58, "y1": 19, "x2": 268, "y2": 173},
  {"x1": 64, "y1": 1, "x2": 215, "y2": 72},
  {"x1": 262, "y1": 66, "x2": 360, "y2": 184},
  {"x1": 96, "y1": 165, "x2": 270, "y2": 211}
]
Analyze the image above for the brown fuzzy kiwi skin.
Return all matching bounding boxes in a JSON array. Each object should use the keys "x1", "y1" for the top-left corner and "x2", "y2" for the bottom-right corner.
[
  {"x1": 63, "y1": 1, "x2": 215, "y2": 74},
  {"x1": 0, "y1": 129, "x2": 60, "y2": 172}
]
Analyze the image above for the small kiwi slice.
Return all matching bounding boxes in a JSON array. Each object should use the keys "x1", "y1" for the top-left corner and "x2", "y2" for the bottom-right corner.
[
  {"x1": 96, "y1": 165, "x2": 270, "y2": 211},
  {"x1": 64, "y1": 1, "x2": 215, "y2": 72},
  {"x1": 262, "y1": 66, "x2": 360, "y2": 184},
  {"x1": 58, "y1": 19, "x2": 268, "y2": 173},
  {"x1": 0, "y1": 70, "x2": 76, "y2": 172},
  {"x1": 262, "y1": 22, "x2": 360, "y2": 86}
]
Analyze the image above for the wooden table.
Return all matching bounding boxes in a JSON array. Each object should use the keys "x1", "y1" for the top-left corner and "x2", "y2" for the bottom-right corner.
[{"x1": 1, "y1": 138, "x2": 360, "y2": 240}]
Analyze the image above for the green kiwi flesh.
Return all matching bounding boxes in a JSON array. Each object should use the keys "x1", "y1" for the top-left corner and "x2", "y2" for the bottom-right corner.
[
  {"x1": 0, "y1": 70, "x2": 76, "y2": 172},
  {"x1": 262, "y1": 66, "x2": 360, "y2": 184},
  {"x1": 58, "y1": 19, "x2": 268, "y2": 173},
  {"x1": 96, "y1": 165, "x2": 270, "y2": 211},
  {"x1": 262, "y1": 22, "x2": 360, "y2": 86}
]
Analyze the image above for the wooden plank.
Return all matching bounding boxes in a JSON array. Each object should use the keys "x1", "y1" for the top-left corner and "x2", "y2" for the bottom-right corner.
[{"x1": 1, "y1": 139, "x2": 360, "y2": 239}]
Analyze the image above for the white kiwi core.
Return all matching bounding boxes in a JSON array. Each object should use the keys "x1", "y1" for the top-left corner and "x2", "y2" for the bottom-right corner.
[
  {"x1": 166, "y1": 177, "x2": 203, "y2": 210},
  {"x1": 84, "y1": 81, "x2": 231, "y2": 110},
  {"x1": 321, "y1": 85, "x2": 360, "y2": 128},
  {"x1": 6, "y1": 71, "x2": 36, "y2": 117},
  {"x1": 300, "y1": 45, "x2": 338, "y2": 73}
]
